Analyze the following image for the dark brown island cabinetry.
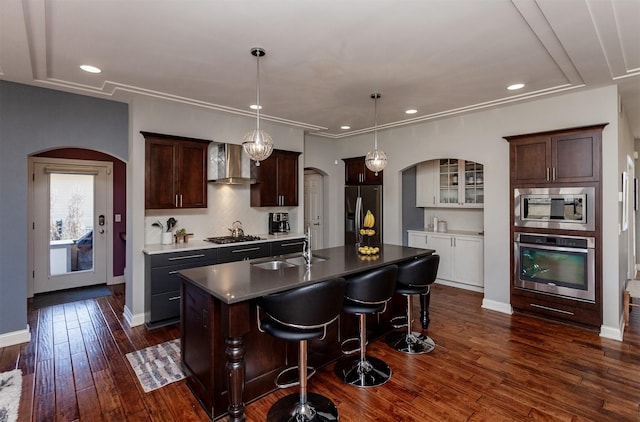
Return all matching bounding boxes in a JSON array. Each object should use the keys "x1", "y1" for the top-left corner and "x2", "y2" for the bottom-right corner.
[
  {"x1": 142, "y1": 131, "x2": 210, "y2": 209},
  {"x1": 506, "y1": 124, "x2": 606, "y2": 185},
  {"x1": 178, "y1": 244, "x2": 430, "y2": 420},
  {"x1": 343, "y1": 156, "x2": 383, "y2": 185},
  {"x1": 250, "y1": 149, "x2": 301, "y2": 206}
]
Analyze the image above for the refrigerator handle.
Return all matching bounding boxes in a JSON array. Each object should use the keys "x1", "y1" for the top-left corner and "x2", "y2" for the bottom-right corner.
[{"x1": 355, "y1": 196, "x2": 362, "y2": 242}]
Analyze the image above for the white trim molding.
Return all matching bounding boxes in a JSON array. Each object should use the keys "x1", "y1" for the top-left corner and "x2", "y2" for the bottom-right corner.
[
  {"x1": 482, "y1": 299, "x2": 514, "y2": 315},
  {"x1": 123, "y1": 305, "x2": 145, "y2": 328},
  {"x1": 0, "y1": 325, "x2": 31, "y2": 348}
]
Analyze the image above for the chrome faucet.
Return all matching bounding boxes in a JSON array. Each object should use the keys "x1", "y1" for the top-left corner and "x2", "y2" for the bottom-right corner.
[{"x1": 302, "y1": 224, "x2": 312, "y2": 267}]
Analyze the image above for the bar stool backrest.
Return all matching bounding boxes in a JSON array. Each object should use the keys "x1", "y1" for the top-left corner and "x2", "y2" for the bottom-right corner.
[
  {"x1": 345, "y1": 265, "x2": 398, "y2": 305},
  {"x1": 397, "y1": 254, "x2": 440, "y2": 288},
  {"x1": 257, "y1": 278, "x2": 346, "y2": 329}
]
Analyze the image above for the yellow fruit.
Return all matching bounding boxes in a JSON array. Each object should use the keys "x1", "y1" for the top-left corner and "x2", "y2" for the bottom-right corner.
[
  {"x1": 367, "y1": 229, "x2": 375, "y2": 236},
  {"x1": 360, "y1": 229, "x2": 366, "y2": 235},
  {"x1": 363, "y1": 210, "x2": 375, "y2": 228}
]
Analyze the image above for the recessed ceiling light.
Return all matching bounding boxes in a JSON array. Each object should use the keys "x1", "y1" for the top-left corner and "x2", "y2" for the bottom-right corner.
[
  {"x1": 508, "y1": 83, "x2": 525, "y2": 90},
  {"x1": 340, "y1": 125, "x2": 351, "y2": 130},
  {"x1": 405, "y1": 109, "x2": 418, "y2": 114},
  {"x1": 250, "y1": 105, "x2": 262, "y2": 110},
  {"x1": 80, "y1": 64, "x2": 102, "y2": 74}
]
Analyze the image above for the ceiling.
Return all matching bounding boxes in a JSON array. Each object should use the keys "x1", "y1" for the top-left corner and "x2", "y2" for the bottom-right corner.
[{"x1": 1, "y1": 0, "x2": 639, "y2": 139}]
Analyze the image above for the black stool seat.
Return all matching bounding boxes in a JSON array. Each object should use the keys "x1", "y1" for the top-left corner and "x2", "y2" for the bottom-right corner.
[
  {"x1": 257, "y1": 278, "x2": 346, "y2": 422},
  {"x1": 334, "y1": 264, "x2": 397, "y2": 388},
  {"x1": 386, "y1": 254, "x2": 439, "y2": 354}
]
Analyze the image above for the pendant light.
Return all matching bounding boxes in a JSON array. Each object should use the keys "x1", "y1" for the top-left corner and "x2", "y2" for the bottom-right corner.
[
  {"x1": 365, "y1": 93, "x2": 387, "y2": 175},
  {"x1": 242, "y1": 47, "x2": 273, "y2": 166}
]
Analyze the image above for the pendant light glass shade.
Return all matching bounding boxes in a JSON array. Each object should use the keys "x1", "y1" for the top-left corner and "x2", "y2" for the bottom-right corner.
[
  {"x1": 242, "y1": 47, "x2": 273, "y2": 166},
  {"x1": 365, "y1": 93, "x2": 387, "y2": 175}
]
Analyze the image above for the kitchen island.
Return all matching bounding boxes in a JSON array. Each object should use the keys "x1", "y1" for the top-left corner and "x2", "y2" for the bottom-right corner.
[{"x1": 178, "y1": 243, "x2": 434, "y2": 421}]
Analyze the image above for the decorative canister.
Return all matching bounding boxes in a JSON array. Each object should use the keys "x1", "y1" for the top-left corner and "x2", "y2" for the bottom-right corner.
[
  {"x1": 437, "y1": 220, "x2": 448, "y2": 233},
  {"x1": 161, "y1": 232, "x2": 173, "y2": 245}
]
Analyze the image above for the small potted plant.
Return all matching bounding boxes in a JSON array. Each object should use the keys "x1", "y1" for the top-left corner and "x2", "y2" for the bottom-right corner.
[{"x1": 175, "y1": 228, "x2": 188, "y2": 243}]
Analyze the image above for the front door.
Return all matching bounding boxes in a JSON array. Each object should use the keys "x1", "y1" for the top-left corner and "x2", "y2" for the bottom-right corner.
[{"x1": 31, "y1": 157, "x2": 112, "y2": 293}]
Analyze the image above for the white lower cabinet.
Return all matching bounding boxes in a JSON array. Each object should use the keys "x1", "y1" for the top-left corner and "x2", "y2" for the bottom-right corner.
[{"x1": 407, "y1": 230, "x2": 483, "y2": 287}]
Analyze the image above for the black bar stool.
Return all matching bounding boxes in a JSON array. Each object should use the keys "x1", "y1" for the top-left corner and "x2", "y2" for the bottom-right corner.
[
  {"x1": 386, "y1": 254, "x2": 440, "y2": 354},
  {"x1": 334, "y1": 264, "x2": 398, "y2": 388},
  {"x1": 257, "y1": 278, "x2": 346, "y2": 422}
]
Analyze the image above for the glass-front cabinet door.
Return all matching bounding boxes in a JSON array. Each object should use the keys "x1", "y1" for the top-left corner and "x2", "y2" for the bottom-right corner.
[
  {"x1": 438, "y1": 159, "x2": 459, "y2": 205},
  {"x1": 463, "y1": 161, "x2": 484, "y2": 206},
  {"x1": 432, "y1": 159, "x2": 483, "y2": 207}
]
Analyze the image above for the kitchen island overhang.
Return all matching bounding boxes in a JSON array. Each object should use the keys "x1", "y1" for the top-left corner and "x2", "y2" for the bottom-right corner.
[{"x1": 178, "y1": 244, "x2": 434, "y2": 421}]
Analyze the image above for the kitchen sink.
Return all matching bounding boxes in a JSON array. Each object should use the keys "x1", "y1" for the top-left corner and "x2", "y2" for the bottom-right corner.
[
  {"x1": 252, "y1": 260, "x2": 296, "y2": 270},
  {"x1": 285, "y1": 255, "x2": 328, "y2": 266}
]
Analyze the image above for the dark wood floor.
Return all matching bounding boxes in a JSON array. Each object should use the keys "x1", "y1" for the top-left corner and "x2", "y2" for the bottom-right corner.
[{"x1": 1, "y1": 283, "x2": 639, "y2": 421}]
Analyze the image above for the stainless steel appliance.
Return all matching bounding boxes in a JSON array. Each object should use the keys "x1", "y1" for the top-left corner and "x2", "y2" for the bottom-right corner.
[
  {"x1": 514, "y1": 187, "x2": 595, "y2": 231},
  {"x1": 268, "y1": 212, "x2": 290, "y2": 234},
  {"x1": 345, "y1": 185, "x2": 382, "y2": 246},
  {"x1": 514, "y1": 232, "x2": 595, "y2": 303}
]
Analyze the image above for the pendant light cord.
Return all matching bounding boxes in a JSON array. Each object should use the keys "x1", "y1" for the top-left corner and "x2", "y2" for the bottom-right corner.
[
  {"x1": 255, "y1": 52, "x2": 261, "y2": 130},
  {"x1": 374, "y1": 95, "x2": 378, "y2": 150}
]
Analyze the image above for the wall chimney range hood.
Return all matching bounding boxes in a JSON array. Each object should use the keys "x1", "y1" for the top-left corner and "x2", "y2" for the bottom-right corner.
[{"x1": 208, "y1": 143, "x2": 256, "y2": 184}]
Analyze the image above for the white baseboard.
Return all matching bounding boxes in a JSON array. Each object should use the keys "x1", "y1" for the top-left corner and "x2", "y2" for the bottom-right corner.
[
  {"x1": 600, "y1": 324, "x2": 623, "y2": 341},
  {"x1": 0, "y1": 325, "x2": 31, "y2": 348},
  {"x1": 108, "y1": 275, "x2": 125, "y2": 285},
  {"x1": 435, "y1": 279, "x2": 484, "y2": 293},
  {"x1": 123, "y1": 305, "x2": 145, "y2": 328},
  {"x1": 482, "y1": 299, "x2": 513, "y2": 315}
]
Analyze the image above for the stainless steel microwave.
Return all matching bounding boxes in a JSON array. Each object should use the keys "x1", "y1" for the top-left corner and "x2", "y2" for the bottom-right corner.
[{"x1": 514, "y1": 187, "x2": 595, "y2": 231}]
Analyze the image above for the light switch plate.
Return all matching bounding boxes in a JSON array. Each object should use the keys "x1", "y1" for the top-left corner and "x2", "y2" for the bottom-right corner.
[{"x1": 115, "y1": 214, "x2": 122, "y2": 222}]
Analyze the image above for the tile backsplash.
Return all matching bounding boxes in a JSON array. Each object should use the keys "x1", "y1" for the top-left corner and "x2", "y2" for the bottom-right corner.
[{"x1": 145, "y1": 183, "x2": 299, "y2": 244}]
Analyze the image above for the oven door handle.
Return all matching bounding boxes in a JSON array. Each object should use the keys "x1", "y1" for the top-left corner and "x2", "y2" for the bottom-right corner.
[{"x1": 517, "y1": 242, "x2": 591, "y2": 254}]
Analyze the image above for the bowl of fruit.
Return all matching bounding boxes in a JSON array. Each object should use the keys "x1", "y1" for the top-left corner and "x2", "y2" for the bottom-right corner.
[{"x1": 358, "y1": 210, "x2": 379, "y2": 258}]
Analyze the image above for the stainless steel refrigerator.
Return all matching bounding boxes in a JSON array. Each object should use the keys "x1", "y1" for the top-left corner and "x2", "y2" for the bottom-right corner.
[{"x1": 345, "y1": 185, "x2": 383, "y2": 246}]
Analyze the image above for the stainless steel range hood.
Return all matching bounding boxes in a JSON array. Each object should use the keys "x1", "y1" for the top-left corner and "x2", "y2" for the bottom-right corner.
[{"x1": 208, "y1": 143, "x2": 256, "y2": 184}]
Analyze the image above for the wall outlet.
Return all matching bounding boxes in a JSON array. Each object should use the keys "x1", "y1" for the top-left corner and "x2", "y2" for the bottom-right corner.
[{"x1": 115, "y1": 214, "x2": 122, "y2": 222}]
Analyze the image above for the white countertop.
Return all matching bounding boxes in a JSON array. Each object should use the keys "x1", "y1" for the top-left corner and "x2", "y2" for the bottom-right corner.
[
  {"x1": 407, "y1": 228, "x2": 484, "y2": 237},
  {"x1": 143, "y1": 232, "x2": 306, "y2": 255}
]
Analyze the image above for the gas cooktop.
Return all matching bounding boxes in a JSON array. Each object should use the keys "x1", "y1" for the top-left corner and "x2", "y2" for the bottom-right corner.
[{"x1": 204, "y1": 235, "x2": 262, "y2": 244}]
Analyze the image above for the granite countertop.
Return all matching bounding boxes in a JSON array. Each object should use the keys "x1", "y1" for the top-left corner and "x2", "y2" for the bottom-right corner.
[
  {"x1": 142, "y1": 232, "x2": 306, "y2": 255},
  {"x1": 407, "y1": 228, "x2": 484, "y2": 237},
  {"x1": 177, "y1": 244, "x2": 434, "y2": 304}
]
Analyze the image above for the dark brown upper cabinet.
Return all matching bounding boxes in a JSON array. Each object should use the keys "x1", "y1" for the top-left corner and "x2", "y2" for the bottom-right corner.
[
  {"x1": 505, "y1": 124, "x2": 607, "y2": 185},
  {"x1": 143, "y1": 132, "x2": 210, "y2": 209},
  {"x1": 250, "y1": 149, "x2": 301, "y2": 207},
  {"x1": 343, "y1": 156, "x2": 383, "y2": 185}
]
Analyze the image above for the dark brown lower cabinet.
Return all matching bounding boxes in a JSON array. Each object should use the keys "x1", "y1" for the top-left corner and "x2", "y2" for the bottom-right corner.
[{"x1": 180, "y1": 280, "x2": 405, "y2": 420}]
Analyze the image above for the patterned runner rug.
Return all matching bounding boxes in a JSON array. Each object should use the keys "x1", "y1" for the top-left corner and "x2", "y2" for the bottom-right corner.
[
  {"x1": 0, "y1": 369, "x2": 22, "y2": 422},
  {"x1": 126, "y1": 339, "x2": 185, "y2": 393}
]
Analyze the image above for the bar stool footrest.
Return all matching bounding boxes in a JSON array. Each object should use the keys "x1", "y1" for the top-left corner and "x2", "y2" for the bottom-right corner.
[
  {"x1": 340, "y1": 336, "x2": 365, "y2": 355},
  {"x1": 274, "y1": 365, "x2": 316, "y2": 389},
  {"x1": 389, "y1": 315, "x2": 408, "y2": 329}
]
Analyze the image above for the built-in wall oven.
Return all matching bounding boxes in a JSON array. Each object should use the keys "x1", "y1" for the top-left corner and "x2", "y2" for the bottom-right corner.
[
  {"x1": 514, "y1": 233, "x2": 595, "y2": 303},
  {"x1": 514, "y1": 187, "x2": 595, "y2": 231}
]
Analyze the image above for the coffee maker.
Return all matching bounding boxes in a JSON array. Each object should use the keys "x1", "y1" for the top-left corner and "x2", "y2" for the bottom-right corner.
[{"x1": 269, "y1": 212, "x2": 290, "y2": 234}]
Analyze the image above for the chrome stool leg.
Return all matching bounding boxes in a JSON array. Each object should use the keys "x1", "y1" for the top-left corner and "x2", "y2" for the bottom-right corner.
[
  {"x1": 334, "y1": 314, "x2": 392, "y2": 388},
  {"x1": 386, "y1": 295, "x2": 435, "y2": 354},
  {"x1": 268, "y1": 340, "x2": 338, "y2": 422}
]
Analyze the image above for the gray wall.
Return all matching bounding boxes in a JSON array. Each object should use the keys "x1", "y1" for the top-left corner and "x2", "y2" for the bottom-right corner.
[
  {"x1": 0, "y1": 81, "x2": 128, "y2": 336},
  {"x1": 401, "y1": 166, "x2": 424, "y2": 245}
]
